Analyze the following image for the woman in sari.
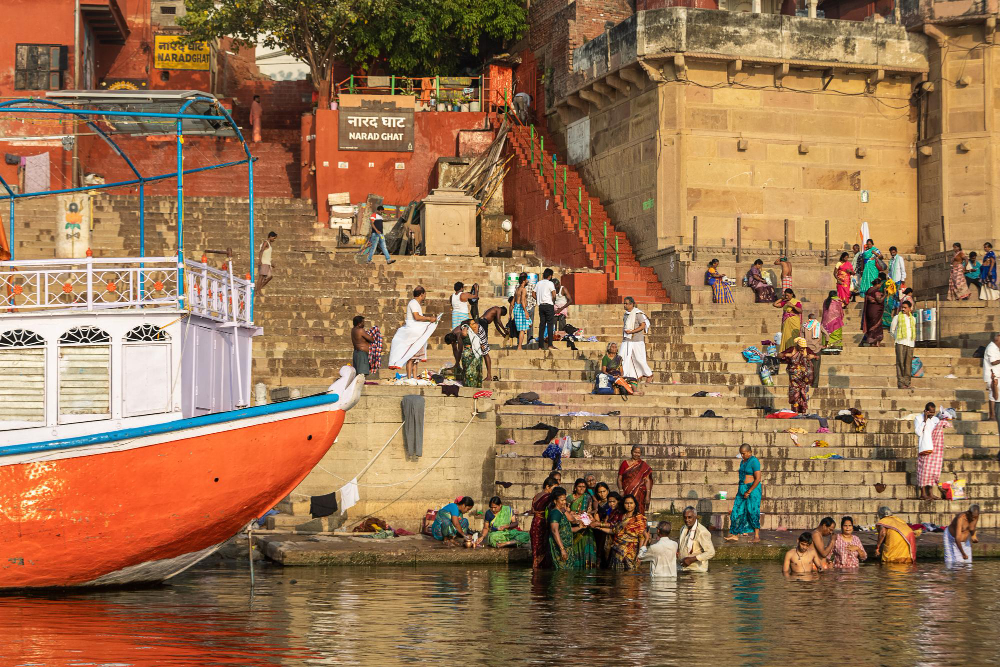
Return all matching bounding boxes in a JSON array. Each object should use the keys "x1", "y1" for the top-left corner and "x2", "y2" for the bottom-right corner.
[
  {"x1": 617, "y1": 446, "x2": 653, "y2": 514},
  {"x1": 595, "y1": 494, "x2": 647, "y2": 570},
  {"x1": 831, "y1": 516, "x2": 868, "y2": 569},
  {"x1": 530, "y1": 477, "x2": 557, "y2": 569},
  {"x1": 875, "y1": 506, "x2": 917, "y2": 564},
  {"x1": 881, "y1": 277, "x2": 899, "y2": 330},
  {"x1": 773, "y1": 289, "x2": 803, "y2": 352},
  {"x1": 430, "y1": 496, "x2": 474, "y2": 542},
  {"x1": 860, "y1": 275, "x2": 886, "y2": 346},
  {"x1": 835, "y1": 252, "x2": 855, "y2": 303},
  {"x1": 590, "y1": 483, "x2": 612, "y2": 566},
  {"x1": 724, "y1": 444, "x2": 762, "y2": 543},
  {"x1": 459, "y1": 319, "x2": 484, "y2": 388},
  {"x1": 597, "y1": 342, "x2": 631, "y2": 397},
  {"x1": 947, "y1": 242, "x2": 971, "y2": 301},
  {"x1": 478, "y1": 496, "x2": 530, "y2": 548},
  {"x1": 548, "y1": 487, "x2": 587, "y2": 569},
  {"x1": 858, "y1": 239, "x2": 883, "y2": 296},
  {"x1": 565, "y1": 479, "x2": 599, "y2": 568},
  {"x1": 821, "y1": 291, "x2": 845, "y2": 348},
  {"x1": 981, "y1": 242, "x2": 999, "y2": 300},
  {"x1": 779, "y1": 338, "x2": 815, "y2": 413},
  {"x1": 745, "y1": 259, "x2": 776, "y2": 303},
  {"x1": 705, "y1": 258, "x2": 734, "y2": 304}
]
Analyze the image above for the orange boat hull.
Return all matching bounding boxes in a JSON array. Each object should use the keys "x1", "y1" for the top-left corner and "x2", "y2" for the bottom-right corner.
[{"x1": 0, "y1": 404, "x2": 345, "y2": 588}]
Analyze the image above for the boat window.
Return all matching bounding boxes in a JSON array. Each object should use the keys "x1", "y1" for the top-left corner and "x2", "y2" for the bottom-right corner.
[
  {"x1": 124, "y1": 324, "x2": 170, "y2": 342},
  {"x1": 58, "y1": 326, "x2": 111, "y2": 422},
  {"x1": 59, "y1": 326, "x2": 112, "y2": 345},
  {"x1": 0, "y1": 329, "x2": 45, "y2": 423}
]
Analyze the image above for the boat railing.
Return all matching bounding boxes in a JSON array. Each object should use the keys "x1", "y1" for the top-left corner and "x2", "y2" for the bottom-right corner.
[
  {"x1": 184, "y1": 259, "x2": 253, "y2": 325},
  {"x1": 1, "y1": 256, "x2": 252, "y2": 325}
]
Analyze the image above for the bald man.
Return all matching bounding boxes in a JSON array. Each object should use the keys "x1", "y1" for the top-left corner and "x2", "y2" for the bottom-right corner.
[{"x1": 945, "y1": 505, "x2": 980, "y2": 565}]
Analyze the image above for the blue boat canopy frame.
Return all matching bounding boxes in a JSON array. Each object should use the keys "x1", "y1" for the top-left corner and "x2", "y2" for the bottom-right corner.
[{"x1": 0, "y1": 90, "x2": 257, "y2": 317}]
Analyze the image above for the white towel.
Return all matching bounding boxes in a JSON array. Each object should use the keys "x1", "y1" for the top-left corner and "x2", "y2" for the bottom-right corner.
[
  {"x1": 339, "y1": 478, "x2": 360, "y2": 514},
  {"x1": 23, "y1": 153, "x2": 50, "y2": 194}
]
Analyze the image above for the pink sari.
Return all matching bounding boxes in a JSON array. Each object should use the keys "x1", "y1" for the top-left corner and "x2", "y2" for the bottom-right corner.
[
  {"x1": 619, "y1": 459, "x2": 652, "y2": 510},
  {"x1": 836, "y1": 261, "x2": 854, "y2": 302}
]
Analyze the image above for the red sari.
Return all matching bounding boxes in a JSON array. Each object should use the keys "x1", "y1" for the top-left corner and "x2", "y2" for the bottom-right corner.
[
  {"x1": 530, "y1": 491, "x2": 552, "y2": 569},
  {"x1": 619, "y1": 459, "x2": 652, "y2": 511}
]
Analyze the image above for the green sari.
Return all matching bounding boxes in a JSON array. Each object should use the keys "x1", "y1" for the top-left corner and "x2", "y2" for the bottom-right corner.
[
  {"x1": 486, "y1": 505, "x2": 530, "y2": 547},
  {"x1": 566, "y1": 494, "x2": 599, "y2": 568},
  {"x1": 548, "y1": 509, "x2": 577, "y2": 569},
  {"x1": 460, "y1": 334, "x2": 483, "y2": 388}
]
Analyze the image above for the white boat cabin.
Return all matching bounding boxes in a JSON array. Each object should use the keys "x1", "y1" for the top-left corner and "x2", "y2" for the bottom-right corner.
[{"x1": 0, "y1": 256, "x2": 257, "y2": 446}]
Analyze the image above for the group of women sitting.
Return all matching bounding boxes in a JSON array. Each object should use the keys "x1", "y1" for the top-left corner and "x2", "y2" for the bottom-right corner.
[{"x1": 533, "y1": 477, "x2": 648, "y2": 570}]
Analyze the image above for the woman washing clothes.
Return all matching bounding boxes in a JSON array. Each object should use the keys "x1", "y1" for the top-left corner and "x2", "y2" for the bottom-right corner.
[
  {"x1": 774, "y1": 288, "x2": 803, "y2": 352},
  {"x1": 460, "y1": 319, "x2": 485, "y2": 388}
]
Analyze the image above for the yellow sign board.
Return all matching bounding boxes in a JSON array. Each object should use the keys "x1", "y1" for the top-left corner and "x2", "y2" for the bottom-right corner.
[{"x1": 154, "y1": 35, "x2": 210, "y2": 71}]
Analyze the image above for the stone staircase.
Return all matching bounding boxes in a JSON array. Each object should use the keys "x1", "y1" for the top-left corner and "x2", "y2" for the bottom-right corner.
[{"x1": 506, "y1": 124, "x2": 669, "y2": 304}]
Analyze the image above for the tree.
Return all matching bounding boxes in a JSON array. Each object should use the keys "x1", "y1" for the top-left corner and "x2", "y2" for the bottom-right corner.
[{"x1": 181, "y1": 0, "x2": 527, "y2": 107}]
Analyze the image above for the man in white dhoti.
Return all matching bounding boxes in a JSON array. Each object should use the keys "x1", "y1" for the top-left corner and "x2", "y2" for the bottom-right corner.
[
  {"x1": 944, "y1": 505, "x2": 979, "y2": 566},
  {"x1": 388, "y1": 286, "x2": 440, "y2": 378},
  {"x1": 621, "y1": 296, "x2": 652, "y2": 384}
]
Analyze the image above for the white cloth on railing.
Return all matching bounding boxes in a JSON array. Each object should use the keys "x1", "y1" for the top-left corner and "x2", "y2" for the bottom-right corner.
[{"x1": 22, "y1": 153, "x2": 50, "y2": 194}]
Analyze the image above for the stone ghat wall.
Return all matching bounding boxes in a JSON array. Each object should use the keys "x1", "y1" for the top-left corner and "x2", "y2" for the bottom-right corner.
[{"x1": 285, "y1": 388, "x2": 497, "y2": 533}]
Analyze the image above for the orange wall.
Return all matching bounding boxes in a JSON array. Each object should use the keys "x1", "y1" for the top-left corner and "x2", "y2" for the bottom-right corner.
[{"x1": 313, "y1": 108, "x2": 487, "y2": 221}]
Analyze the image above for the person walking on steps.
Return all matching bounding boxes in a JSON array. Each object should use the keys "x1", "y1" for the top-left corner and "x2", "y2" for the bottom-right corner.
[
  {"x1": 890, "y1": 300, "x2": 916, "y2": 389},
  {"x1": 256, "y1": 231, "x2": 277, "y2": 293},
  {"x1": 250, "y1": 94, "x2": 263, "y2": 143},
  {"x1": 983, "y1": 332, "x2": 1000, "y2": 462},
  {"x1": 366, "y1": 205, "x2": 395, "y2": 265},
  {"x1": 621, "y1": 296, "x2": 653, "y2": 387}
]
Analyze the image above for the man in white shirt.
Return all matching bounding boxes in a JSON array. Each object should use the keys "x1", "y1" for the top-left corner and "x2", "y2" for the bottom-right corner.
[
  {"x1": 889, "y1": 300, "x2": 916, "y2": 389},
  {"x1": 640, "y1": 521, "x2": 678, "y2": 577},
  {"x1": 984, "y1": 333, "x2": 1000, "y2": 427},
  {"x1": 622, "y1": 296, "x2": 653, "y2": 383},
  {"x1": 677, "y1": 507, "x2": 716, "y2": 572},
  {"x1": 887, "y1": 246, "x2": 906, "y2": 288},
  {"x1": 534, "y1": 268, "x2": 557, "y2": 350}
]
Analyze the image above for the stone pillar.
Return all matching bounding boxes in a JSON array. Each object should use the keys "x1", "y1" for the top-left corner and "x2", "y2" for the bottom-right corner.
[{"x1": 421, "y1": 188, "x2": 479, "y2": 256}]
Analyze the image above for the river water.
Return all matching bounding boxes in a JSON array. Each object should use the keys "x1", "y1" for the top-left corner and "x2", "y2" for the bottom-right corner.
[{"x1": 4, "y1": 561, "x2": 999, "y2": 666}]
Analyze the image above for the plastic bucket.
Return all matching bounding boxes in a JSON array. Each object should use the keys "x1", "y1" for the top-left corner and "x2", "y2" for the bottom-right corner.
[{"x1": 505, "y1": 272, "x2": 519, "y2": 298}]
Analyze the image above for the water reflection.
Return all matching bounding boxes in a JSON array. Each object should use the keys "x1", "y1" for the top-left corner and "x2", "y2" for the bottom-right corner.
[{"x1": 1, "y1": 561, "x2": 1000, "y2": 665}]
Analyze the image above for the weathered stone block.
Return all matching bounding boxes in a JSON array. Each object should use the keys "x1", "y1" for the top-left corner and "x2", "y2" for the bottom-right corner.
[{"x1": 687, "y1": 186, "x2": 764, "y2": 214}]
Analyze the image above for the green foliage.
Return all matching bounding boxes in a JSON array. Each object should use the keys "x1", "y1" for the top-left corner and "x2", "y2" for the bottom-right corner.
[{"x1": 181, "y1": 0, "x2": 526, "y2": 88}]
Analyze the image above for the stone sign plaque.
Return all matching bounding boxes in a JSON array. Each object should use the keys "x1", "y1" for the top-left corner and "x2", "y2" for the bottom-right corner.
[{"x1": 338, "y1": 99, "x2": 414, "y2": 152}]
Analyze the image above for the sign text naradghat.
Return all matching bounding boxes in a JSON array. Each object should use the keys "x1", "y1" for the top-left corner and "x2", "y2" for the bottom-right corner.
[
  {"x1": 154, "y1": 35, "x2": 210, "y2": 71},
  {"x1": 338, "y1": 103, "x2": 414, "y2": 152}
]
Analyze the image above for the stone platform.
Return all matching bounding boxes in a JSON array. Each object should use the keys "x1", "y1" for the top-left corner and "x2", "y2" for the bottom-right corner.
[{"x1": 256, "y1": 529, "x2": 1000, "y2": 566}]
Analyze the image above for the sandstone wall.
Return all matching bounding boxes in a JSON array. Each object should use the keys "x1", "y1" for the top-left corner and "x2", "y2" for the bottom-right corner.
[
  {"x1": 287, "y1": 389, "x2": 497, "y2": 532},
  {"x1": 916, "y1": 23, "x2": 1000, "y2": 254},
  {"x1": 675, "y1": 64, "x2": 918, "y2": 252}
]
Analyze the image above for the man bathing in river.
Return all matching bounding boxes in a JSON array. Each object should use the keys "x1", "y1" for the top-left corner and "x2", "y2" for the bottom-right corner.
[
  {"x1": 784, "y1": 532, "x2": 827, "y2": 575},
  {"x1": 810, "y1": 516, "x2": 836, "y2": 569},
  {"x1": 944, "y1": 505, "x2": 980, "y2": 565}
]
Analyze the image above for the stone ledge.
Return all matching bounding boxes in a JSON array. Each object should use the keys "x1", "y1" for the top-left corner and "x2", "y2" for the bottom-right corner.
[{"x1": 257, "y1": 529, "x2": 1000, "y2": 566}]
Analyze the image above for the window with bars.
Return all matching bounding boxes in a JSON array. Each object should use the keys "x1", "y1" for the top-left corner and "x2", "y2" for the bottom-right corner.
[{"x1": 15, "y1": 44, "x2": 67, "y2": 91}]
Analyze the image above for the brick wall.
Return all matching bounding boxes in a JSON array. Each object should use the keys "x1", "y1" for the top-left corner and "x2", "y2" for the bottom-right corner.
[
  {"x1": 226, "y1": 79, "x2": 314, "y2": 131},
  {"x1": 527, "y1": 0, "x2": 634, "y2": 106},
  {"x1": 575, "y1": 84, "x2": 661, "y2": 261},
  {"x1": 77, "y1": 131, "x2": 301, "y2": 199}
]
